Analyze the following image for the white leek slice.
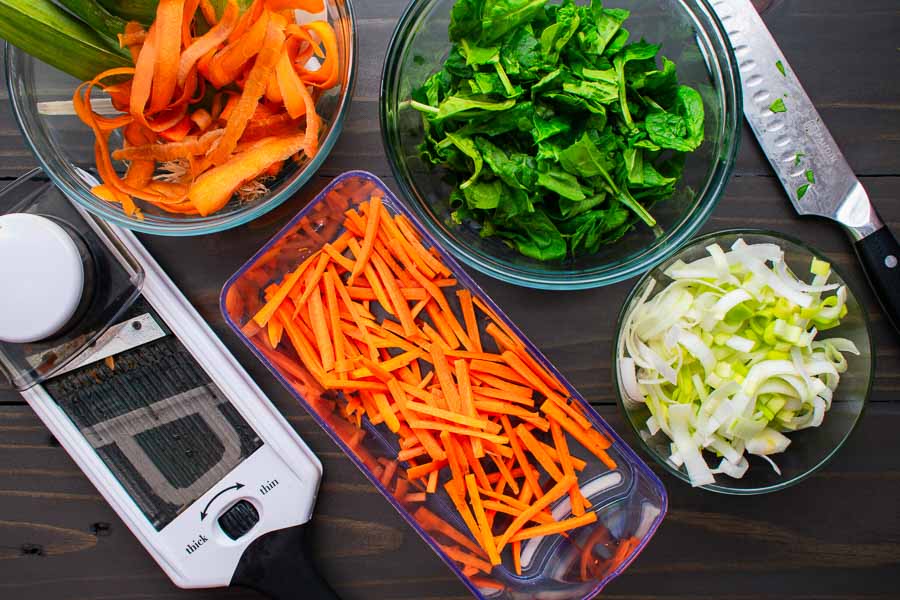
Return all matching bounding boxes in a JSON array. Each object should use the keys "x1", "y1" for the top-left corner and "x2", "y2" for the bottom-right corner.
[{"x1": 617, "y1": 238, "x2": 859, "y2": 486}]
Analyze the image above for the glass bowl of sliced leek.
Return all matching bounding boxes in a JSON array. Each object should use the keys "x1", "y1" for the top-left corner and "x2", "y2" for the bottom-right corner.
[{"x1": 613, "y1": 229, "x2": 873, "y2": 494}]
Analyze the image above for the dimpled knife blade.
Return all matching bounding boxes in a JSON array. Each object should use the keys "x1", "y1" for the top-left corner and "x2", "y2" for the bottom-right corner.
[{"x1": 709, "y1": 0, "x2": 900, "y2": 333}]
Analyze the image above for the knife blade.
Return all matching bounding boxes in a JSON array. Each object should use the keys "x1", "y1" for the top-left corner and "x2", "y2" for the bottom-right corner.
[{"x1": 709, "y1": 0, "x2": 900, "y2": 333}]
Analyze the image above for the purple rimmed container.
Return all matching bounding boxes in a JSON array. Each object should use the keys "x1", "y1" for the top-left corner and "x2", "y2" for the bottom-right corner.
[{"x1": 220, "y1": 171, "x2": 667, "y2": 599}]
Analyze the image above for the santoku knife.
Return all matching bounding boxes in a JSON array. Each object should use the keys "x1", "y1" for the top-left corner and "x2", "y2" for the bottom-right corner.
[{"x1": 709, "y1": 0, "x2": 900, "y2": 333}]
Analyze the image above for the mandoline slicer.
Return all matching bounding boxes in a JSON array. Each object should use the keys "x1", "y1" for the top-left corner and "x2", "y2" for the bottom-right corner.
[{"x1": 0, "y1": 169, "x2": 336, "y2": 599}]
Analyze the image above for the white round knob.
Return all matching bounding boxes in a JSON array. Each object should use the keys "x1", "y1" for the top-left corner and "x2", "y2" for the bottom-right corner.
[{"x1": 0, "y1": 214, "x2": 85, "y2": 344}]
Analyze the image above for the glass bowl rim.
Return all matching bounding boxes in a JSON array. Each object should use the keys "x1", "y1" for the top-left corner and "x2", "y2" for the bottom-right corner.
[
  {"x1": 3, "y1": 0, "x2": 358, "y2": 237},
  {"x1": 379, "y1": 0, "x2": 743, "y2": 290},
  {"x1": 612, "y1": 227, "x2": 876, "y2": 495}
]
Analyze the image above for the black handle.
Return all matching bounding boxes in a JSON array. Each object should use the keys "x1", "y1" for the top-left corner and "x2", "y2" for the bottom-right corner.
[
  {"x1": 853, "y1": 225, "x2": 900, "y2": 334},
  {"x1": 231, "y1": 523, "x2": 339, "y2": 600}
]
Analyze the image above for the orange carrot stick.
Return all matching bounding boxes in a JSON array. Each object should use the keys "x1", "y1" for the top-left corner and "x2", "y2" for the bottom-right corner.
[
  {"x1": 439, "y1": 544, "x2": 492, "y2": 574},
  {"x1": 425, "y1": 302, "x2": 460, "y2": 350},
  {"x1": 373, "y1": 392, "x2": 400, "y2": 433},
  {"x1": 414, "y1": 507, "x2": 487, "y2": 558},
  {"x1": 500, "y1": 415, "x2": 542, "y2": 500},
  {"x1": 252, "y1": 254, "x2": 317, "y2": 326},
  {"x1": 551, "y1": 420, "x2": 585, "y2": 516},
  {"x1": 394, "y1": 215, "x2": 450, "y2": 276},
  {"x1": 405, "y1": 402, "x2": 497, "y2": 432},
  {"x1": 405, "y1": 421, "x2": 508, "y2": 445},
  {"x1": 472, "y1": 387, "x2": 535, "y2": 407},
  {"x1": 371, "y1": 254, "x2": 417, "y2": 337},
  {"x1": 455, "y1": 359, "x2": 483, "y2": 459},
  {"x1": 426, "y1": 470, "x2": 438, "y2": 494},
  {"x1": 349, "y1": 197, "x2": 381, "y2": 285},
  {"x1": 488, "y1": 452, "x2": 519, "y2": 495},
  {"x1": 472, "y1": 373, "x2": 534, "y2": 399},
  {"x1": 465, "y1": 474, "x2": 500, "y2": 566},
  {"x1": 323, "y1": 266, "x2": 344, "y2": 366},
  {"x1": 430, "y1": 343, "x2": 461, "y2": 413},
  {"x1": 444, "y1": 481, "x2": 484, "y2": 559},
  {"x1": 468, "y1": 360, "x2": 529, "y2": 385},
  {"x1": 397, "y1": 446, "x2": 426, "y2": 462},
  {"x1": 547, "y1": 395, "x2": 593, "y2": 431},
  {"x1": 460, "y1": 438, "x2": 491, "y2": 490},
  {"x1": 306, "y1": 285, "x2": 334, "y2": 371},
  {"x1": 406, "y1": 459, "x2": 447, "y2": 480},
  {"x1": 496, "y1": 475, "x2": 577, "y2": 552},
  {"x1": 509, "y1": 512, "x2": 598, "y2": 543},
  {"x1": 457, "y1": 291, "x2": 482, "y2": 353},
  {"x1": 542, "y1": 401, "x2": 617, "y2": 470},
  {"x1": 515, "y1": 424, "x2": 564, "y2": 482}
]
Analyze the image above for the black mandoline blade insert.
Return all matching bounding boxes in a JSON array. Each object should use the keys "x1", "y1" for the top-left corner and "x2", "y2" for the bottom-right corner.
[{"x1": 44, "y1": 314, "x2": 263, "y2": 531}]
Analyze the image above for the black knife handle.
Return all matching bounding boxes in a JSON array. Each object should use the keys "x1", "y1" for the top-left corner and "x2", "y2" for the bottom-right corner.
[
  {"x1": 231, "y1": 523, "x2": 339, "y2": 600},
  {"x1": 853, "y1": 225, "x2": 900, "y2": 334}
]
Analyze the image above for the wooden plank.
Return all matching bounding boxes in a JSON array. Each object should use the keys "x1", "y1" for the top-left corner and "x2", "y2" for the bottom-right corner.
[
  {"x1": 0, "y1": 0, "x2": 898, "y2": 598},
  {"x1": 2, "y1": 402, "x2": 900, "y2": 599}
]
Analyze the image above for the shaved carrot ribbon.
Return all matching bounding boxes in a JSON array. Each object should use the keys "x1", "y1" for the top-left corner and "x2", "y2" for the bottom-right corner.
[{"x1": 74, "y1": 0, "x2": 340, "y2": 218}]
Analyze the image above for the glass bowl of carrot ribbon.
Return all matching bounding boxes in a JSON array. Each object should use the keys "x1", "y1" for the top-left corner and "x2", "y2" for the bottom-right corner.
[
  {"x1": 5, "y1": 0, "x2": 355, "y2": 235},
  {"x1": 221, "y1": 170, "x2": 668, "y2": 598}
]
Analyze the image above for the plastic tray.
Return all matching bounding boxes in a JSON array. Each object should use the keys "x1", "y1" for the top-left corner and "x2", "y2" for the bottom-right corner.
[{"x1": 220, "y1": 171, "x2": 667, "y2": 599}]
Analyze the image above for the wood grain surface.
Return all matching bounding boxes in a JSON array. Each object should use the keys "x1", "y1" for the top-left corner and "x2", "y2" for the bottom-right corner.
[{"x1": 1, "y1": 1, "x2": 899, "y2": 599}]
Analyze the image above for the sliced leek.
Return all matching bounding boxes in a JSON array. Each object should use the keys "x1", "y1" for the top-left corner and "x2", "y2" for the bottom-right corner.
[
  {"x1": 0, "y1": 0, "x2": 129, "y2": 81},
  {"x1": 618, "y1": 239, "x2": 859, "y2": 487}
]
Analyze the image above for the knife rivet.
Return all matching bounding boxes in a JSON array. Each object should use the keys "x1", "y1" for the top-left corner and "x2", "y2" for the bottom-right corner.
[{"x1": 885, "y1": 255, "x2": 898, "y2": 269}]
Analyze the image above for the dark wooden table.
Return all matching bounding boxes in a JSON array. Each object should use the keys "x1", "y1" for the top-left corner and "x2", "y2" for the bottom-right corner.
[{"x1": 2, "y1": 1, "x2": 899, "y2": 599}]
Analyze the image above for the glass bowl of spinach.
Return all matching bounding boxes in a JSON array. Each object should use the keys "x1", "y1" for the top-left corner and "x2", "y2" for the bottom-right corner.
[{"x1": 380, "y1": 0, "x2": 741, "y2": 289}]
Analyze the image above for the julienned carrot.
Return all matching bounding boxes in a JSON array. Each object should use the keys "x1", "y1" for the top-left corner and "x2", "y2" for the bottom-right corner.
[
  {"x1": 512, "y1": 540, "x2": 522, "y2": 576},
  {"x1": 515, "y1": 424, "x2": 565, "y2": 483},
  {"x1": 75, "y1": 1, "x2": 340, "y2": 218},
  {"x1": 349, "y1": 195, "x2": 381, "y2": 284},
  {"x1": 439, "y1": 544, "x2": 492, "y2": 574},
  {"x1": 408, "y1": 421, "x2": 509, "y2": 445},
  {"x1": 374, "y1": 393, "x2": 400, "y2": 433},
  {"x1": 465, "y1": 474, "x2": 501, "y2": 566},
  {"x1": 252, "y1": 253, "x2": 316, "y2": 326},
  {"x1": 472, "y1": 386, "x2": 535, "y2": 407},
  {"x1": 456, "y1": 289, "x2": 482, "y2": 353},
  {"x1": 469, "y1": 360, "x2": 529, "y2": 386},
  {"x1": 472, "y1": 372, "x2": 534, "y2": 399},
  {"x1": 542, "y1": 400, "x2": 617, "y2": 470},
  {"x1": 488, "y1": 452, "x2": 520, "y2": 495},
  {"x1": 249, "y1": 199, "x2": 626, "y2": 580},
  {"x1": 406, "y1": 402, "x2": 497, "y2": 433},
  {"x1": 501, "y1": 416, "x2": 543, "y2": 501},
  {"x1": 508, "y1": 512, "x2": 598, "y2": 543},
  {"x1": 496, "y1": 475, "x2": 576, "y2": 552},
  {"x1": 431, "y1": 343, "x2": 462, "y2": 413}
]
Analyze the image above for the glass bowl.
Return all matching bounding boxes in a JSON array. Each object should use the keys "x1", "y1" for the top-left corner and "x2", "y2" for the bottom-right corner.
[
  {"x1": 380, "y1": 0, "x2": 741, "y2": 289},
  {"x1": 613, "y1": 229, "x2": 874, "y2": 494},
  {"x1": 4, "y1": 0, "x2": 356, "y2": 236}
]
